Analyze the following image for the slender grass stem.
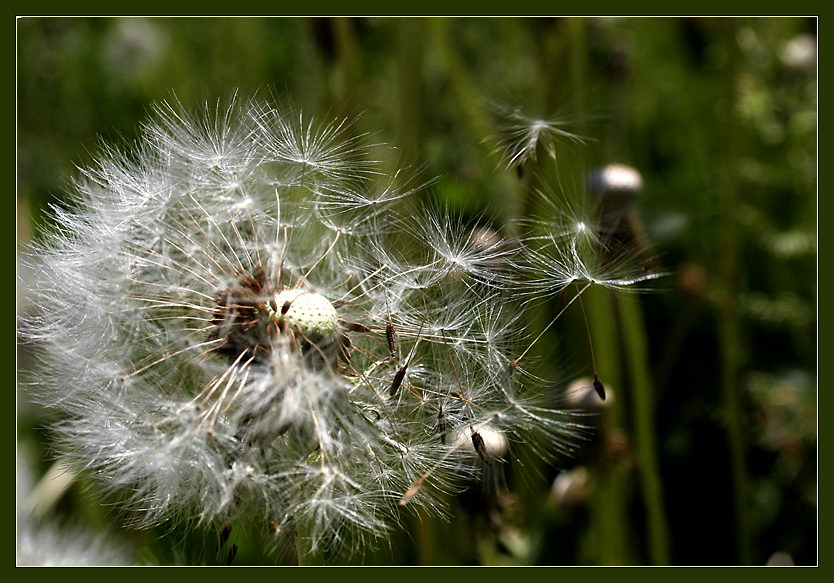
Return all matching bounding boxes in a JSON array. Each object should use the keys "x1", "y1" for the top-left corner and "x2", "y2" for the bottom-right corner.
[
  {"x1": 565, "y1": 18, "x2": 633, "y2": 565},
  {"x1": 617, "y1": 293, "x2": 670, "y2": 565},
  {"x1": 717, "y1": 19, "x2": 752, "y2": 566},
  {"x1": 584, "y1": 287, "x2": 631, "y2": 565}
]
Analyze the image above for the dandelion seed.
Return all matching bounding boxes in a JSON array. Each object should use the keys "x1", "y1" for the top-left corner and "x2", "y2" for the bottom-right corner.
[
  {"x1": 516, "y1": 188, "x2": 665, "y2": 299},
  {"x1": 488, "y1": 101, "x2": 585, "y2": 170}
]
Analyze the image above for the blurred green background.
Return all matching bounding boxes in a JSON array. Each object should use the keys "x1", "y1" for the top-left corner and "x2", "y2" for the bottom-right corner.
[{"x1": 16, "y1": 17, "x2": 816, "y2": 565}]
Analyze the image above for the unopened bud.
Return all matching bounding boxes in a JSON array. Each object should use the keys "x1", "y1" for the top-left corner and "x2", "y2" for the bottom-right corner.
[
  {"x1": 549, "y1": 466, "x2": 590, "y2": 507},
  {"x1": 451, "y1": 423, "x2": 508, "y2": 463},
  {"x1": 565, "y1": 377, "x2": 613, "y2": 410},
  {"x1": 589, "y1": 163, "x2": 643, "y2": 198}
]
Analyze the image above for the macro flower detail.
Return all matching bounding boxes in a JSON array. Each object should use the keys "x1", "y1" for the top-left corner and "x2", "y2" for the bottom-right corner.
[{"x1": 22, "y1": 97, "x2": 585, "y2": 556}]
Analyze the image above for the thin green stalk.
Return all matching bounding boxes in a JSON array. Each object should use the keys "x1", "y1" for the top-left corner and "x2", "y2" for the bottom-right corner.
[
  {"x1": 430, "y1": 19, "x2": 493, "y2": 145},
  {"x1": 567, "y1": 18, "x2": 588, "y2": 173},
  {"x1": 565, "y1": 18, "x2": 632, "y2": 565},
  {"x1": 413, "y1": 512, "x2": 440, "y2": 565},
  {"x1": 393, "y1": 21, "x2": 437, "y2": 565},
  {"x1": 331, "y1": 17, "x2": 360, "y2": 117},
  {"x1": 430, "y1": 19, "x2": 517, "y2": 227},
  {"x1": 717, "y1": 19, "x2": 752, "y2": 566},
  {"x1": 396, "y1": 18, "x2": 425, "y2": 165},
  {"x1": 617, "y1": 293, "x2": 670, "y2": 565},
  {"x1": 584, "y1": 287, "x2": 631, "y2": 565}
]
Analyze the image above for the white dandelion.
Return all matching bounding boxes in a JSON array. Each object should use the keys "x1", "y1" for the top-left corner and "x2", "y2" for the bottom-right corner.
[
  {"x1": 16, "y1": 453, "x2": 134, "y2": 566},
  {"x1": 20, "y1": 96, "x2": 585, "y2": 559}
]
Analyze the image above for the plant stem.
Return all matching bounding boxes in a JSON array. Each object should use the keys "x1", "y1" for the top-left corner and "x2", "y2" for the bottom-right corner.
[
  {"x1": 617, "y1": 293, "x2": 670, "y2": 565},
  {"x1": 584, "y1": 287, "x2": 631, "y2": 565},
  {"x1": 717, "y1": 19, "x2": 752, "y2": 566},
  {"x1": 431, "y1": 19, "x2": 517, "y2": 227},
  {"x1": 396, "y1": 18, "x2": 425, "y2": 166},
  {"x1": 25, "y1": 459, "x2": 76, "y2": 518},
  {"x1": 565, "y1": 18, "x2": 632, "y2": 565}
]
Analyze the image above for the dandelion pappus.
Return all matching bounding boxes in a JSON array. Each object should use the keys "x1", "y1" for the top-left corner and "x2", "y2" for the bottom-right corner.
[{"x1": 22, "y1": 97, "x2": 617, "y2": 554}]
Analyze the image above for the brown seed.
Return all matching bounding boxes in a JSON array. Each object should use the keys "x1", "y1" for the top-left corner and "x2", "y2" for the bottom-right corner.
[
  {"x1": 389, "y1": 365, "x2": 408, "y2": 397},
  {"x1": 399, "y1": 474, "x2": 428, "y2": 506},
  {"x1": 471, "y1": 431, "x2": 492, "y2": 465},
  {"x1": 337, "y1": 365, "x2": 358, "y2": 377},
  {"x1": 386, "y1": 318, "x2": 398, "y2": 358},
  {"x1": 338, "y1": 335, "x2": 352, "y2": 364},
  {"x1": 437, "y1": 408, "x2": 447, "y2": 444},
  {"x1": 593, "y1": 375, "x2": 606, "y2": 401},
  {"x1": 339, "y1": 320, "x2": 371, "y2": 333}
]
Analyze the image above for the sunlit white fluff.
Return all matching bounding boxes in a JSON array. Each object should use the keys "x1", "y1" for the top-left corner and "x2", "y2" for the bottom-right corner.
[
  {"x1": 515, "y1": 190, "x2": 664, "y2": 298},
  {"x1": 21, "y1": 95, "x2": 584, "y2": 557},
  {"x1": 489, "y1": 101, "x2": 586, "y2": 169},
  {"x1": 16, "y1": 454, "x2": 134, "y2": 566}
]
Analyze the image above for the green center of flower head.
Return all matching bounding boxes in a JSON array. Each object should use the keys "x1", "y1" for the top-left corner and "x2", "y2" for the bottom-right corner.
[{"x1": 272, "y1": 289, "x2": 339, "y2": 344}]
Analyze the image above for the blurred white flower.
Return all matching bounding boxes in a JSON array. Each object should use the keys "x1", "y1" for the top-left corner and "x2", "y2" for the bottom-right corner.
[
  {"x1": 21, "y1": 96, "x2": 584, "y2": 557},
  {"x1": 780, "y1": 34, "x2": 816, "y2": 71},
  {"x1": 102, "y1": 18, "x2": 168, "y2": 85},
  {"x1": 548, "y1": 466, "x2": 590, "y2": 508},
  {"x1": 17, "y1": 524, "x2": 133, "y2": 567},
  {"x1": 565, "y1": 377, "x2": 612, "y2": 411},
  {"x1": 16, "y1": 453, "x2": 133, "y2": 566}
]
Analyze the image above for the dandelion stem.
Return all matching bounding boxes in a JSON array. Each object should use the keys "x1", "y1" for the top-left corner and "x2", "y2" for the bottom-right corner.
[
  {"x1": 717, "y1": 20, "x2": 752, "y2": 565},
  {"x1": 25, "y1": 459, "x2": 76, "y2": 518},
  {"x1": 584, "y1": 287, "x2": 631, "y2": 564},
  {"x1": 396, "y1": 18, "x2": 425, "y2": 166},
  {"x1": 617, "y1": 293, "x2": 670, "y2": 565}
]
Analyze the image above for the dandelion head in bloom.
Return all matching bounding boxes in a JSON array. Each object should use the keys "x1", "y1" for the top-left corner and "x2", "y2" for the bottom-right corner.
[{"x1": 22, "y1": 96, "x2": 584, "y2": 556}]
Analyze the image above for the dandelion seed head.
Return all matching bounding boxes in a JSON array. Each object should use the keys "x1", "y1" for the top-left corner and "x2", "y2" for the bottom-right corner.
[
  {"x1": 21, "y1": 95, "x2": 588, "y2": 557},
  {"x1": 548, "y1": 466, "x2": 590, "y2": 508}
]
